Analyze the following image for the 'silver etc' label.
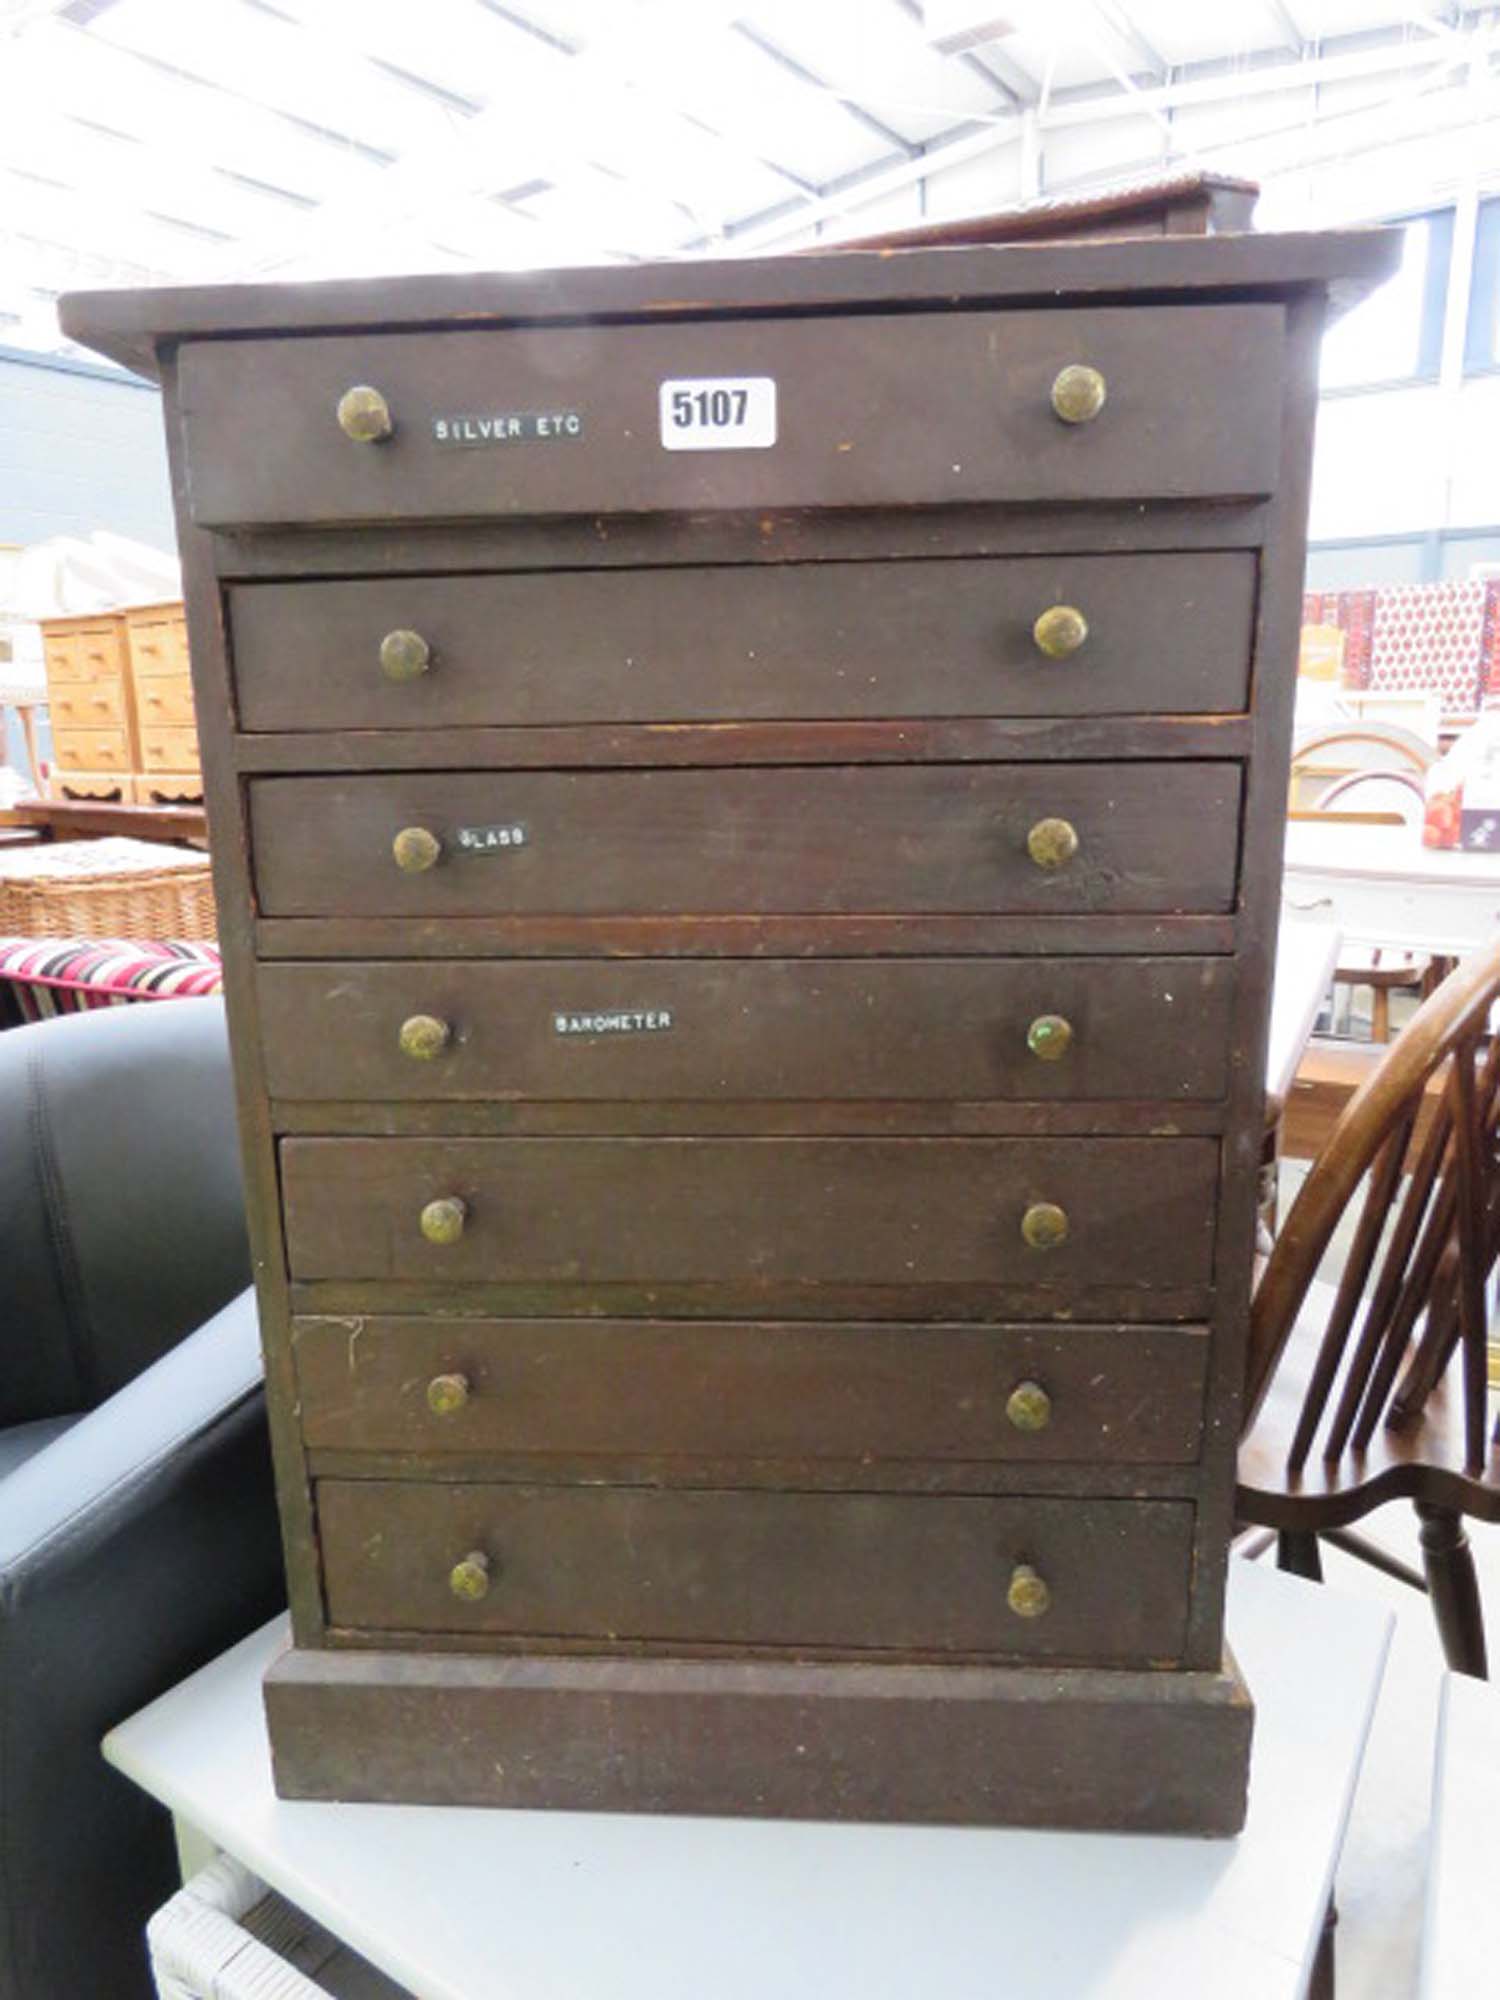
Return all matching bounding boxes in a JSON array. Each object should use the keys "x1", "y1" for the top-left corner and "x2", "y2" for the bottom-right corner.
[{"x1": 432, "y1": 412, "x2": 583, "y2": 445}]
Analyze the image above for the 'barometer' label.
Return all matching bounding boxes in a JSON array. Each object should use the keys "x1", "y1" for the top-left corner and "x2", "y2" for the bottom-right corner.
[{"x1": 554, "y1": 1009, "x2": 674, "y2": 1037}]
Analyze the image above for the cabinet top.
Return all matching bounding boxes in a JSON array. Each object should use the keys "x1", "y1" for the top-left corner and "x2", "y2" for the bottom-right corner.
[{"x1": 61, "y1": 228, "x2": 1402, "y2": 386}]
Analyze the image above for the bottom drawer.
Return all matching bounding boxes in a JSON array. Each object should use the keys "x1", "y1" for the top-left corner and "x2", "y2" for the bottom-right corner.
[
  {"x1": 51, "y1": 724, "x2": 130, "y2": 773},
  {"x1": 138, "y1": 724, "x2": 201, "y2": 772},
  {"x1": 318, "y1": 1483, "x2": 1194, "y2": 1664}
]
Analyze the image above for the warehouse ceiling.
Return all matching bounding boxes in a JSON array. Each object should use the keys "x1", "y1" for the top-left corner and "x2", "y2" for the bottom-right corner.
[{"x1": 1, "y1": 0, "x2": 1497, "y2": 361}]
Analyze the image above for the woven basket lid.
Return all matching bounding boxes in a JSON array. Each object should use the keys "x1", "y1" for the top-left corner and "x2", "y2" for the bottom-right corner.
[{"x1": 0, "y1": 836, "x2": 207, "y2": 884}]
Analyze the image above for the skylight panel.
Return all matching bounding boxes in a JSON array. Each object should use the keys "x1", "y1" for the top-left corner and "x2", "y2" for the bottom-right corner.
[
  {"x1": 87, "y1": 0, "x2": 478, "y2": 163},
  {"x1": 739, "y1": 0, "x2": 1015, "y2": 143}
]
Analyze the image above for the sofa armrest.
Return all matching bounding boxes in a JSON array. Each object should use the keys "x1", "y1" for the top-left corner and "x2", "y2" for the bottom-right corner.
[
  {"x1": 0, "y1": 999, "x2": 250, "y2": 1428},
  {"x1": 0, "y1": 1288, "x2": 286, "y2": 2000}
]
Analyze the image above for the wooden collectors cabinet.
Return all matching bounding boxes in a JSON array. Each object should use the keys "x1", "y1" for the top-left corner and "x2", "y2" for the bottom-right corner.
[{"x1": 63, "y1": 222, "x2": 1397, "y2": 1834}]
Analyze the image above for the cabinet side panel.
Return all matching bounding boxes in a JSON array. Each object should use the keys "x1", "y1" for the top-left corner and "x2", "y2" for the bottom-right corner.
[
  {"x1": 159, "y1": 352, "x2": 324, "y2": 1646},
  {"x1": 1185, "y1": 294, "x2": 1328, "y2": 1668}
]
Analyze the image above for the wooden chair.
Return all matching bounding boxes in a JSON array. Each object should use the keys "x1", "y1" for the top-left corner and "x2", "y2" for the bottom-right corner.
[
  {"x1": 1290, "y1": 763, "x2": 1436, "y2": 1039},
  {"x1": 1289, "y1": 722, "x2": 1436, "y2": 814},
  {"x1": 1239, "y1": 942, "x2": 1500, "y2": 1677}
]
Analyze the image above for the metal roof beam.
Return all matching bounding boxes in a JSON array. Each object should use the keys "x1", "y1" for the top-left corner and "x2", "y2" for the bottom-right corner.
[
  {"x1": 731, "y1": 21, "x2": 923, "y2": 157},
  {"x1": 892, "y1": 0, "x2": 1041, "y2": 105},
  {"x1": 720, "y1": 18, "x2": 1487, "y2": 256},
  {"x1": 1087, "y1": 0, "x2": 1169, "y2": 81},
  {"x1": 1263, "y1": 0, "x2": 1308, "y2": 54}
]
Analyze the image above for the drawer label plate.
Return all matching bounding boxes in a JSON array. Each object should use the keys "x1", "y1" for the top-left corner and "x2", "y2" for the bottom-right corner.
[
  {"x1": 455, "y1": 822, "x2": 528, "y2": 853},
  {"x1": 432, "y1": 412, "x2": 582, "y2": 445},
  {"x1": 554, "y1": 1009, "x2": 674, "y2": 1037},
  {"x1": 659, "y1": 377, "x2": 777, "y2": 451}
]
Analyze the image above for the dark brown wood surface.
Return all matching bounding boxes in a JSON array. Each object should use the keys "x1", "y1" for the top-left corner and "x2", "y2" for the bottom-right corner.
[
  {"x1": 53, "y1": 226, "x2": 1398, "y2": 1830},
  {"x1": 176, "y1": 305, "x2": 1283, "y2": 527},
  {"x1": 293, "y1": 1315, "x2": 1210, "y2": 1466},
  {"x1": 213, "y1": 496, "x2": 1271, "y2": 585},
  {"x1": 59, "y1": 227, "x2": 1399, "y2": 383},
  {"x1": 256, "y1": 955, "x2": 1236, "y2": 1105},
  {"x1": 316, "y1": 1481, "x2": 1194, "y2": 1661},
  {"x1": 278, "y1": 1133, "x2": 1220, "y2": 1298},
  {"x1": 250, "y1": 762, "x2": 1243, "y2": 920},
  {"x1": 229, "y1": 552, "x2": 1256, "y2": 731},
  {"x1": 265, "y1": 1643, "x2": 1252, "y2": 1828}
]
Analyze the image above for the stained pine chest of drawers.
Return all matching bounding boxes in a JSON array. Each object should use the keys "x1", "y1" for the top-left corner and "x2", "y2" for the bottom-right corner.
[{"x1": 64, "y1": 224, "x2": 1398, "y2": 1835}]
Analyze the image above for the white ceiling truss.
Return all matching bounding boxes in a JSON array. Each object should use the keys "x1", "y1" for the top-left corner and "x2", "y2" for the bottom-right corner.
[{"x1": 0, "y1": 0, "x2": 1498, "y2": 360}]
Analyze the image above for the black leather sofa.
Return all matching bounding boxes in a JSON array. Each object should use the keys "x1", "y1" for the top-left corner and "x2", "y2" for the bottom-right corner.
[{"x1": 0, "y1": 998, "x2": 284, "y2": 1999}]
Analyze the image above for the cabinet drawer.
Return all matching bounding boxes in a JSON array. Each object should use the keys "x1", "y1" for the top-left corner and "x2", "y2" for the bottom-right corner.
[
  {"x1": 138, "y1": 723, "x2": 201, "y2": 772},
  {"x1": 251, "y1": 763, "x2": 1242, "y2": 920},
  {"x1": 178, "y1": 304, "x2": 1282, "y2": 528},
  {"x1": 47, "y1": 682, "x2": 127, "y2": 730},
  {"x1": 295, "y1": 1315, "x2": 1210, "y2": 1467},
  {"x1": 50, "y1": 726, "x2": 131, "y2": 773},
  {"x1": 259, "y1": 956, "x2": 1235, "y2": 1104},
  {"x1": 125, "y1": 614, "x2": 189, "y2": 678},
  {"x1": 42, "y1": 624, "x2": 126, "y2": 684},
  {"x1": 280, "y1": 1134, "x2": 1218, "y2": 1303},
  {"x1": 318, "y1": 1482, "x2": 1194, "y2": 1663},
  {"x1": 229, "y1": 553, "x2": 1255, "y2": 732},
  {"x1": 134, "y1": 677, "x2": 196, "y2": 727}
]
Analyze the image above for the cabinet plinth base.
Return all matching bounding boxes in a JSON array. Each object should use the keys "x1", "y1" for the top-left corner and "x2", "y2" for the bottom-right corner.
[{"x1": 265, "y1": 1644, "x2": 1253, "y2": 1834}]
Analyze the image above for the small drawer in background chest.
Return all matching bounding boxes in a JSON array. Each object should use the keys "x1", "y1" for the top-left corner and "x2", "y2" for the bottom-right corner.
[{"x1": 50, "y1": 726, "x2": 132, "y2": 774}]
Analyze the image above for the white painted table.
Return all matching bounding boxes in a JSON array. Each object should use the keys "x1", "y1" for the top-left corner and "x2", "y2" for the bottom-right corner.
[
  {"x1": 1266, "y1": 918, "x2": 1341, "y2": 1113},
  {"x1": 1284, "y1": 820, "x2": 1500, "y2": 959},
  {"x1": 103, "y1": 1562, "x2": 1391, "y2": 2000},
  {"x1": 1418, "y1": 1670, "x2": 1499, "y2": 1998}
]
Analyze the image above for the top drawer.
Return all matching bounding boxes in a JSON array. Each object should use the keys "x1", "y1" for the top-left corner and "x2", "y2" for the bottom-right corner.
[{"x1": 176, "y1": 304, "x2": 1284, "y2": 528}]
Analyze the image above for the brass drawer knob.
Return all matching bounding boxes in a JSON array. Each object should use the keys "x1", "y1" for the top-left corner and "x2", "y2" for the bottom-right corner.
[
  {"x1": 427, "y1": 1372, "x2": 471, "y2": 1417},
  {"x1": 399, "y1": 1013, "x2": 451, "y2": 1061},
  {"x1": 1032, "y1": 604, "x2": 1089, "y2": 659},
  {"x1": 336, "y1": 384, "x2": 393, "y2": 442},
  {"x1": 1050, "y1": 364, "x2": 1107, "y2": 425},
  {"x1": 393, "y1": 825, "x2": 442, "y2": 873},
  {"x1": 1026, "y1": 1013, "x2": 1074, "y2": 1063},
  {"x1": 1026, "y1": 817, "x2": 1079, "y2": 870},
  {"x1": 1007, "y1": 1563, "x2": 1051, "y2": 1619},
  {"x1": 379, "y1": 629, "x2": 432, "y2": 682},
  {"x1": 449, "y1": 1549, "x2": 491, "y2": 1602},
  {"x1": 420, "y1": 1195, "x2": 468, "y2": 1246},
  {"x1": 1005, "y1": 1380, "x2": 1053, "y2": 1433},
  {"x1": 1021, "y1": 1201, "x2": 1069, "y2": 1251}
]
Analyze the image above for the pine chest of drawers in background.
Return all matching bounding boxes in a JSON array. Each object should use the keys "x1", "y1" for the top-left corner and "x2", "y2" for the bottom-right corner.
[
  {"x1": 39, "y1": 600, "x2": 203, "y2": 805},
  {"x1": 63, "y1": 223, "x2": 1398, "y2": 1834}
]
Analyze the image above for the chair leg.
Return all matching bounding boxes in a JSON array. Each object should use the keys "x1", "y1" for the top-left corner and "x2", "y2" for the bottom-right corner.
[
  {"x1": 1415, "y1": 1503, "x2": 1489, "y2": 1679},
  {"x1": 1309, "y1": 1899, "x2": 1337, "y2": 2000},
  {"x1": 1277, "y1": 1530, "x2": 1324, "y2": 1582},
  {"x1": 1371, "y1": 986, "x2": 1390, "y2": 1044}
]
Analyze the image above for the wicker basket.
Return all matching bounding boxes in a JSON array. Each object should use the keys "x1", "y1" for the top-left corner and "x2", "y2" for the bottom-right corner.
[
  {"x1": 0, "y1": 836, "x2": 215, "y2": 940},
  {"x1": 148, "y1": 1854, "x2": 409, "y2": 1999}
]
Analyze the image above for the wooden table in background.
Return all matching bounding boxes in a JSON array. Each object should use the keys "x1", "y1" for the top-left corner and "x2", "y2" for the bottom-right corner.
[
  {"x1": 8, "y1": 797, "x2": 207, "y2": 848},
  {"x1": 1267, "y1": 917, "x2": 1342, "y2": 1121}
]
